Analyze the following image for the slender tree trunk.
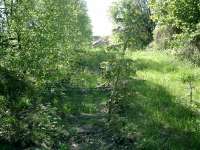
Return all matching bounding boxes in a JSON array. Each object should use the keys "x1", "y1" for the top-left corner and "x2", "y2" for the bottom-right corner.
[
  {"x1": 189, "y1": 82, "x2": 193, "y2": 103},
  {"x1": 108, "y1": 38, "x2": 129, "y2": 120}
]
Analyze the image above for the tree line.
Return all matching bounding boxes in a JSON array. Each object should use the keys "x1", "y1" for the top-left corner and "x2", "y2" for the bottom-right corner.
[
  {"x1": 0, "y1": 0, "x2": 92, "y2": 148},
  {"x1": 110, "y1": 0, "x2": 200, "y2": 63}
]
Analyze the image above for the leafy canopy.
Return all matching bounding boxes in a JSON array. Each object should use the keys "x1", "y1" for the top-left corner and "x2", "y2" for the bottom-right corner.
[{"x1": 110, "y1": 0, "x2": 154, "y2": 49}]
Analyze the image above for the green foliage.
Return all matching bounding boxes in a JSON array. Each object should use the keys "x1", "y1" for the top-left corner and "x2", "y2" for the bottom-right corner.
[
  {"x1": 110, "y1": 0, "x2": 154, "y2": 49},
  {"x1": 100, "y1": 58, "x2": 135, "y2": 86},
  {"x1": 0, "y1": 0, "x2": 92, "y2": 148},
  {"x1": 170, "y1": 23, "x2": 200, "y2": 64},
  {"x1": 1, "y1": 0, "x2": 200, "y2": 149},
  {"x1": 127, "y1": 50, "x2": 200, "y2": 149},
  {"x1": 0, "y1": 96, "x2": 16, "y2": 142},
  {"x1": 0, "y1": 96, "x2": 68, "y2": 149},
  {"x1": 98, "y1": 49, "x2": 200, "y2": 149},
  {"x1": 180, "y1": 73, "x2": 198, "y2": 83},
  {"x1": 180, "y1": 72, "x2": 199, "y2": 103},
  {"x1": 149, "y1": 0, "x2": 200, "y2": 31},
  {"x1": 1, "y1": 0, "x2": 92, "y2": 83},
  {"x1": 23, "y1": 104, "x2": 69, "y2": 149},
  {"x1": 149, "y1": 0, "x2": 200, "y2": 64},
  {"x1": 150, "y1": 25, "x2": 174, "y2": 50},
  {"x1": 99, "y1": 45, "x2": 136, "y2": 141}
]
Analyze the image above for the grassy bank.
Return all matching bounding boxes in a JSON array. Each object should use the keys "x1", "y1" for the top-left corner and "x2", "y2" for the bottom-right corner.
[
  {"x1": 121, "y1": 50, "x2": 200, "y2": 149},
  {"x1": 62, "y1": 49, "x2": 200, "y2": 149}
]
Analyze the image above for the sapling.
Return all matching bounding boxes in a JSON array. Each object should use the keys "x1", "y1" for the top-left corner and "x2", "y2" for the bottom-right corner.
[{"x1": 181, "y1": 73, "x2": 198, "y2": 103}]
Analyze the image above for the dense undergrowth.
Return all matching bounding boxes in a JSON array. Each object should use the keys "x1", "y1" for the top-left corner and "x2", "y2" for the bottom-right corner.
[
  {"x1": 79, "y1": 48, "x2": 200, "y2": 149},
  {"x1": 1, "y1": 47, "x2": 200, "y2": 149},
  {"x1": 70, "y1": 49, "x2": 200, "y2": 149},
  {"x1": 0, "y1": 0, "x2": 200, "y2": 149},
  {"x1": 126, "y1": 50, "x2": 200, "y2": 149},
  {"x1": 60, "y1": 48, "x2": 200, "y2": 149}
]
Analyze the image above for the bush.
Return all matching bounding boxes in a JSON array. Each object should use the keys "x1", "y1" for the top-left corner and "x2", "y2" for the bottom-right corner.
[
  {"x1": 0, "y1": 96, "x2": 16, "y2": 142},
  {"x1": 150, "y1": 25, "x2": 175, "y2": 50},
  {"x1": 22, "y1": 104, "x2": 69, "y2": 149},
  {"x1": 0, "y1": 100, "x2": 69, "y2": 149},
  {"x1": 110, "y1": 0, "x2": 154, "y2": 49},
  {"x1": 172, "y1": 23, "x2": 200, "y2": 64},
  {"x1": 150, "y1": 23, "x2": 200, "y2": 65}
]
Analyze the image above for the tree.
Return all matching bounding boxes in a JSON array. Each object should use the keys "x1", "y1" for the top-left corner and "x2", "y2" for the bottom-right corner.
[
  {"x1": 149, "y1": 0, "x2": 200, "y2": 31},
  {"x1": 149, "y1": 0, "x2": 200, "y2": 63},
  {"x1": 0, "y1": 0, "x2": 92, "y2": 148},
  {"x1": 1, "y1": 0, "x2": 92, "y2": 84},
  {"x1": 110, "y1": 0, "x2": 154, "y2": 49}
]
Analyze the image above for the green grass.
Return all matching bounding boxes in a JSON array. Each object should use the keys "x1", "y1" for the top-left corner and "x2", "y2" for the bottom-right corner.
[
  {"x1": 123, "y1": 50, "x2": 200, "y2": 149},
  {"x1": 62, "y1": 49, "x2": 200, "y2": 149},
  {"x1": 128, "y1": 50, "x2": 200, "y2": 103},
  {"x1": 2, "y1": 48, "x2": 199, "y2": 149}
]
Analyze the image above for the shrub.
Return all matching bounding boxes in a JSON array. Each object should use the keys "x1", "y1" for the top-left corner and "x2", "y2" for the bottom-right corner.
[
  {"x1": 0, "y1": 100, "x2": 69, "y2": 149},
  {"x1": 0, "y1": 96, "x2": 16, "y2": 142},
  {"x1": 150, "y1": 25, "x2": 175, "y2": 50},
  {"x1": 22, "y1": 104, "x2": 69, "y2": 149},
  {"x1": 173, "y1": 23, "x2": 200, "y2": 64}
]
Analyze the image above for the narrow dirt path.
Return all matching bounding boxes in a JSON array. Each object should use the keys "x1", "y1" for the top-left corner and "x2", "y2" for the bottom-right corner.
[{"x1": 67, "y1": 113, "x2": 114, "y2": 150}]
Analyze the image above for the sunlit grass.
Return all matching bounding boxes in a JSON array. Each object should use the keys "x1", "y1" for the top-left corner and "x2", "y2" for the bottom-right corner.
[
  {"x1": 128, "y1": 50, "x2": 200, "y2": 103},
  {"x1": 63, "y1": 49, "x2": 200, "y2": 149},
  {"x1": 124, "y1": 50, "x2": 200, "y2": 149}
]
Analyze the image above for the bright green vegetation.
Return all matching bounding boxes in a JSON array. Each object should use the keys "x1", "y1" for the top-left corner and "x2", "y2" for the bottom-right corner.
[
  {"x1": 110, "y1": 0, "x2": 154, "y2": 49},
  {"x1": 126, "y1": 50, "x2": 200, "y2": 149},
  {"x1": 30, "y1": 48, "x2": 199, "y2": 149},
  {"x1": 1, "y1": 46, "x2": 200, "y2": 149},
  {"x1": 56, "y1": 49, "x2": 200, "y2": 149},
  {"x1": 1, "y1": 0, "x2": 200, "y2": 149},
  {"x1": 0, "y1": 0, "x2": 93, "y2": 149},
  {"x1": 129, "y1": 50, "x2": 200, "y2": 102},
  {"x1": 62, "y1": 49, "x2": 200, "y2": 149},
  {"x1": 149, "y1": 0, "x2": 200, "y2": 64}
]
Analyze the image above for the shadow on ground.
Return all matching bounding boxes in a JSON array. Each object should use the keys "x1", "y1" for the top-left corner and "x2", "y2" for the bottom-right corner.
[
  {"x1": 40, "y1": 79, "x2": 110, "y2": 115},
  {"x1": 40, "y1": 75, "x2": 200, "y2": 149},
  {"x1": 40, "y1": 49, "x2": 200, "y2": 150},
  {"x1": 2, "y1": 50, "x2": 199, "y2": 149},
  {"x1": 123, "y1": 79, "x2": 200, "y2": 149}
]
